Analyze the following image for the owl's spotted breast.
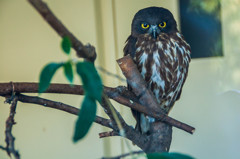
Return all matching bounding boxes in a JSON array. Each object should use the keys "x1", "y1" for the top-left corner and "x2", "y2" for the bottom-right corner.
[{"x1": 133, "y1": 32, "x2": 191, "y2": 113}]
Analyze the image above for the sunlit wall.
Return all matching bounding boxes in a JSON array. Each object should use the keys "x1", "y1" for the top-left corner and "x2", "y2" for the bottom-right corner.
[{"x1": 1, "y1": 0, "x2": 240, "y2": 159}]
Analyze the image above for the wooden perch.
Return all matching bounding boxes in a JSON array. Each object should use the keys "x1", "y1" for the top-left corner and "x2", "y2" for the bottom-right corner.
[{"x1": 0, "y1": 82, "x2": 194, "y2": 134}]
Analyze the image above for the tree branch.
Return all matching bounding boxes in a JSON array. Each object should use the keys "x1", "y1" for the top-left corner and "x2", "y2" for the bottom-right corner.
[
  {"x1": 15, "y1": 94, "x2": 113, "y2": 129},
  {"x1": 28, "y1": 0, "x2": 96, "y2": 62},
  {"x1": 2, "y1": 91, "x2": 146, "y2": 150},
  {"x1": 117, "y1": 55, "x2": 194, "y2": 153},
  {"x1": 25, "y1": 0, "x2": 193, "y2": 134},
  {"x1": 99, "y1": 131, "x2": 119, "y2": 138},
  {"x1": 100, "y1": 95, "x2": 125, "y2": 130},
  {"x1": 0, "y1": 82, "x2": 194, "y2": 134},
  {"x1": 0, "y1": 145, "x2": 7, "y2": 151},
  {"x1": 4, "y1": 95, "x2": 20, "y2": 159},
  {"x1": 117, "y1": 55, "x2": 195, "y2": 134},
  {"x1": 26, "y1": 0, "x2": 131, "y2": 140}
]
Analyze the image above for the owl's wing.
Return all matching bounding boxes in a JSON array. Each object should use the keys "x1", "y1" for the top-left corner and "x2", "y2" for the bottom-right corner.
[
  {"x1": 176, "y1": 89, "x2": 182, "y2": 101},
  {"x1": 123, "y1": 35, "x2": 137, "y2": 58},
  {"x1": 123, "y1": 35, "x2": 137, "y2": 91},
  {"x1": 123, "y1": 35, "x2": 143, "y2": 132}
]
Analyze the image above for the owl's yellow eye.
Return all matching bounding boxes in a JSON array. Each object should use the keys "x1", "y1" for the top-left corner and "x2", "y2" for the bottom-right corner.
[
  {"x1": 159, "y1": 21, "x2": 166, "y2": 28},
  {"x1": 141, "y1": 23, "x2": 149, "y2": 29}
]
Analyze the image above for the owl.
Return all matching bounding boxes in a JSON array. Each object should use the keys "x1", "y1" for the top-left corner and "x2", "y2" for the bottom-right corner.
[{"x1": 124, "y1": 7, "x2": 191, "y2": 134}]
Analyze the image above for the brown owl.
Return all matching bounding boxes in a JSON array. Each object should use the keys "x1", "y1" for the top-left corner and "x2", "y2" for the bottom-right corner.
[{"x1": 124, "y1": 7, "x2": 191, "y2": 133}]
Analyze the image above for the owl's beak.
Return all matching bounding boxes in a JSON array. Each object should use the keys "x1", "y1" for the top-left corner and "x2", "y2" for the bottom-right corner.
[
  {"x1": 149, "y1": 25, "x2": 159, "y2": 39},
  {"x1": 152, "y1": 29, "x2": 157, "y2": 39}
]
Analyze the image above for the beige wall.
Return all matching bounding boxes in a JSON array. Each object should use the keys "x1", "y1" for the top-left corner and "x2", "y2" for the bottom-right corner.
[{"x1": 1, "y1": 0, "x2": 240, "y2": 159}]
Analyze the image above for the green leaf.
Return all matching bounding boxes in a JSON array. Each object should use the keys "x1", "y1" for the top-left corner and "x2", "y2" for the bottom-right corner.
[
  {"x1": 147, "y1": 152, "x2": 194, "y2": 159},
  {"x1": 64, "y1": 61, "x2": 74, "y2": 84},
  {"x1": 76, "y1": 62, "x2": 103, "y2": 102},
  {"x1": 39, "y1": 62, "x2": 63, "y2": 93},
  {"x1": 73, "y1": 96, "x2": 97, "y2": 142},
  {"x1": 61, "y1": 36, "x2": 72, "y2": 55}
]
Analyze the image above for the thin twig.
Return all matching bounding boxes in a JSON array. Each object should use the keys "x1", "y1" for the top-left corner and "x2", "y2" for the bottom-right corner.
[
  {"x1": 0, "y1": 145, "x2": 7, "y2": 151},
  {"x1": 4, "y1": 95, "x2": 20, "y2": 159},
  {"x1": 3, "y1": 93, "x2": 145, "y2": 150},
  {"x1": 102, "y1": 151, "x2": 144, "y2": 159},
  {"x1": 99, "y1": 131, "x2": 119, "y2": 138},
  {"x1": 101, "y1": 95, "x2": 127, "y2": 131},
  {"x1": 17, "y1": 94, "x2": 113, "y2": 129},
  {"x1": 97, "y1": 66, "x2": 126, "y2": 83}
]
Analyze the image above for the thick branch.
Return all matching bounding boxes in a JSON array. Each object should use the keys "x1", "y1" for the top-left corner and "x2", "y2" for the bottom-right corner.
[
  {"x1": 0, "y1": 82, "x2": 194, "y2": 133},
  {"x1": 117, "y1": 56, "x2": 195, "y2": 134},
  {"x1": 28, "y1": 0, "x2": 96, "y2": 62},
  {"x1": 117, "y1": 55, "x2": 194, "y2": 153},
  {"x1": 4, "y1": 96, "x2": 20, "y2": 159},
  {"x1": 117, "y1": 55, "x2": 164, "y2": 113}
]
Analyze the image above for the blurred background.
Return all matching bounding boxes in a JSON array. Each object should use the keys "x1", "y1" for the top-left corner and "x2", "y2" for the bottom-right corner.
[{"x1": 1, "y1": 0, "x2": 240, "y2": 158}]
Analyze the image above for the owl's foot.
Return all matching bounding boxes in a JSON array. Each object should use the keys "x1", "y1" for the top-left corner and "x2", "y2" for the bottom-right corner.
[{"x1": 140, "y1": 114, "x2": 155, "y2": 135}]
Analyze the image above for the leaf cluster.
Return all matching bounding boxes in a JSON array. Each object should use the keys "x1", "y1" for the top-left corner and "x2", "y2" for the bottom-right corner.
[{"x1": 39, "y1": 36, "x2": 102, "y2": 142}]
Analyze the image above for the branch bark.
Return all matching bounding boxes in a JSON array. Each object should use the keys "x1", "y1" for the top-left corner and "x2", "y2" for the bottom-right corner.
[
  {"x1": 4, "y1": 96, "x2": 20, "y2": 159},
  {"x1": 16, "y1": 94, "x2": 113, "y2": 129},
  {"x1": 0, "y1": 82, "x2": 194, "y2": 134},
  {"x1": 99, "y1": 131, "x2": 119, "y2": 138}
]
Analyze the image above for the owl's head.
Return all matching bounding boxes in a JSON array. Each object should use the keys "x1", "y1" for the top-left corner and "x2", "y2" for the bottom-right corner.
[{"x1": 131, "y1": 7, "x2": 177, "y2": 38}]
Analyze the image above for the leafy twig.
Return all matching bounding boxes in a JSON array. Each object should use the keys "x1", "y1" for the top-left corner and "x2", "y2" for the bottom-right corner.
[{"x1": 28, "y1": 0, "x2": 96, "y2": 62}]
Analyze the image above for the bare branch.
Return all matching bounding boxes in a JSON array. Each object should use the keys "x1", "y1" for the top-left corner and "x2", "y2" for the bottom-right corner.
[
  {"x1": 117, "y1": 55, "x2": 164, "y2": 113},
  {"x1": 4, "y1": 96, "x2": 20, "y2": 159},
  {"x1": 0, "y1": 145, "x2": 7, "y2": 151},
  {"x1": 101, "y1": 95, "x2": 128, "y2": 130},
  {"x1": 99, "y1": 131, "x2": 119, "y2": 138},
  {"x1": 0, "y1": 82, "x2": 194, "y2": 133},
  {"x1": 16, "y1": 94, "x2": 113, "y2": 129},
  {"x1": 28, "y1": 0, "x2": 96, "y2": 62},
  {"x1": 3, "y1": 92, "x2": 146, "y2": 150},
  {"x1": 117, "y1": 55, "x2": 193, "y2": 153}
]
